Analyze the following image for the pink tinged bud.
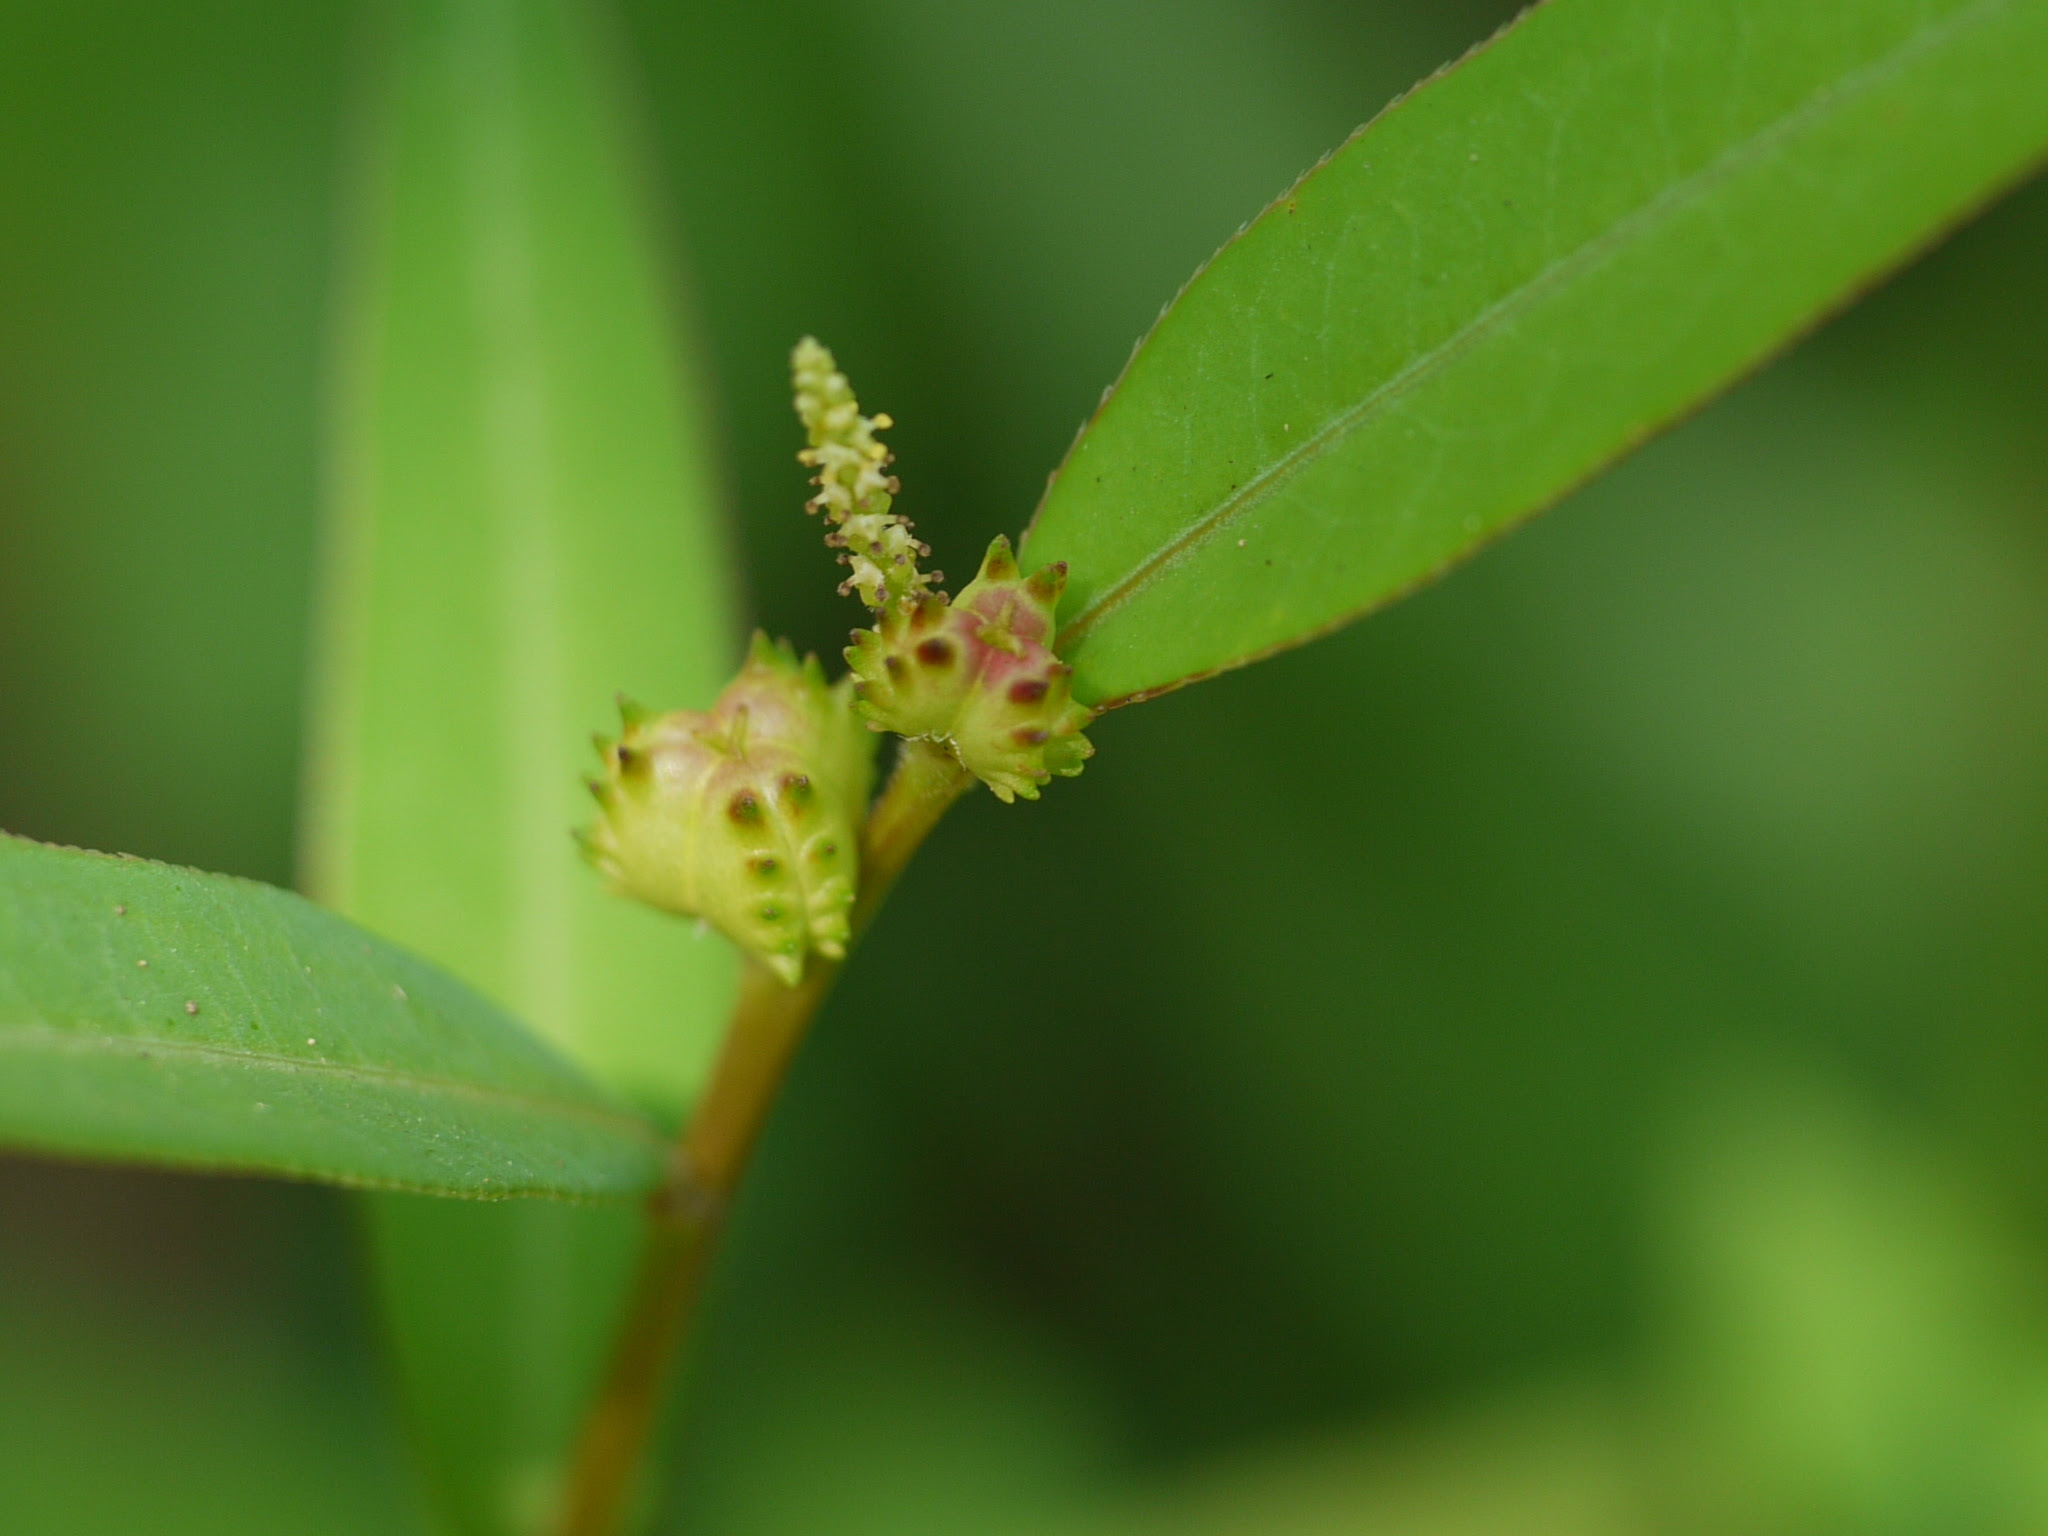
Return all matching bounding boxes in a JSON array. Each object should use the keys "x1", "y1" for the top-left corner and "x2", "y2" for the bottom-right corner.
[
  {"x1": 846, "y1": 535, "x2": 1096, "y2": 803},
  {"x1": 579, "y1": 633, "x2": 877, "y2": 985}
]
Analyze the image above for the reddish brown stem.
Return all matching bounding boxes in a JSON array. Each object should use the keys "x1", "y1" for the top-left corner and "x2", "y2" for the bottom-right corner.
[{"x1": 554, "y1": 739, "x2": 971, "y2": 1536}]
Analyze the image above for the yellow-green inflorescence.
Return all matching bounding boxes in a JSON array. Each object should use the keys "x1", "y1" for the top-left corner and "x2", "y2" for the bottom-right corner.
[
  {"x1": 793, "y1": 336, "x2": 938, "y2": 612},
  {"x1": 793, "y1": 338, "x2": 1095, "y2": 803},
  {"x1": 580, "y1": 345, "x2": 1096, "y2": 987},
  {"x1": 580, "y1": 634, "x2": 876, "y2": 985}
]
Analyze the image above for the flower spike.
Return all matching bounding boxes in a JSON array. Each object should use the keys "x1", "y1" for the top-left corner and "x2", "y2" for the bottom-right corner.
[{"x1": 792, "y1": 338, "x2": 937, "y2": 613}]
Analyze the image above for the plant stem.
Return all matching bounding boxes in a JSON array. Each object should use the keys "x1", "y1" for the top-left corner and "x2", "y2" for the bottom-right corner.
[{"x1": 555, "y1": 737, "x2": 972, "y2": 1536}]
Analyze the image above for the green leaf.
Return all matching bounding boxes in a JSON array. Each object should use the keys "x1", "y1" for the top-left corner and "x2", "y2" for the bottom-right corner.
[
  {"x1": 304, "y1": 0, "x2": 741, "y2": 1529},
  {"x1": 0, "y1": 834, "x2": 665, "y2": 1198},
  {"x1": 307, "y1": 0, "x2": 738, "y2": 1113},
  {"x1": 1022, "y1": 0, "x2": 2048, "y2": 707}
]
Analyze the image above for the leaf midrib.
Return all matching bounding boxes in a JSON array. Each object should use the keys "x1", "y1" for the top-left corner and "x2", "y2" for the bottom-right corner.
[
  {"x1": 1053, "y1": 0, "x2": 2013, "y2": 653},
  {"x1": 0, "y1": 1022, "x2": 665, "y2": 1146}
]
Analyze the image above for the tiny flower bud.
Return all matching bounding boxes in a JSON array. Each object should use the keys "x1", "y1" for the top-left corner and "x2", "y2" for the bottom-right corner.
[
  {"x1": 580, "y1": 635, "x2": 876, "y2": 985},
  {"x1": 847, "y1": 536, "x2": 1095, "y2": 802}
]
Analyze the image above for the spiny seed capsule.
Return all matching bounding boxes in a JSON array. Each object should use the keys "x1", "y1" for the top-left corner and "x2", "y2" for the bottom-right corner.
[
  {"x1": 579, "y1": 633, "x2": 876, "y2": 985},
  {"x1": 847, "y1": 535, "x2": 1095, "y2": 802}
]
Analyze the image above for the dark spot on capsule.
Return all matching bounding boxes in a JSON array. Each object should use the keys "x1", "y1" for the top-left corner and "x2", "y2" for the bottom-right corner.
[
  {"x1": 814, "y1": 841, "x2": 837, "y2": 862},
  {"x1": 884, "y1": 654, "x2": 906, "y2": 678},
  {"x1": 782, "y1": 773, "x2": 812, "y2": 804},
  {"x1": 1008, "y1": 677, "x2": 1049, "y2": 705},
  {"x1": 916, "y1": 638, "x2": 953, "y2": 667},
  {"x1": 728, "y1": 790, "x2": 763, "y2": 824},
  {"x1": 759, "y1": 902, "x2": 783, "y2": 923},
  {"x1": 750, "y1": 855, "x2": 780, "y2": 878},
  {"x1": 1026, "y1": 563, "x2": 1067, "y2": 602},
  {"x1": 1013, "y1": 727, "x2": 1051, "y2": 746}
]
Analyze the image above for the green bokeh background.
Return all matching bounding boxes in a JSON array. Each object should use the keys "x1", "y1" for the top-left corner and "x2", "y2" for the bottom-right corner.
[{"x1": 4, "y1": 1, "x2": 2048, "y2": 1531}]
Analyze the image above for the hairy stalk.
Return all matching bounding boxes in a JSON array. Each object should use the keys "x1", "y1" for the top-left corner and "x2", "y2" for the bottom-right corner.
[{"x1": 556, "y1": 737, "x2": 972, "y2": 1536}]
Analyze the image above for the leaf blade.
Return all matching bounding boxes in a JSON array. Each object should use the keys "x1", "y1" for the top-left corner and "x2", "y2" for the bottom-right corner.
[
  {"x1": 1022, "y1": 0, "x2": 2048, "y2": 706},
  {"x1": 0, "y1": 834, "x2": 665, "y2": 1198},
  {"x1": 307, "y1": 0, "x2": 739, "y2": 1117},
  {"x1": 304, "y1": 0, "x2": 744, "y2": 1529}
]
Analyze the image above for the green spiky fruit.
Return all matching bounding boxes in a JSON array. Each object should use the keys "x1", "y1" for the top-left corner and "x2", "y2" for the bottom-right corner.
[
  {"x1": 847, "y1": 536, "x2": 1095, "y2": 803},
  {"x1": 580, "y1": 635, "x2": 876, "y2": 985}
]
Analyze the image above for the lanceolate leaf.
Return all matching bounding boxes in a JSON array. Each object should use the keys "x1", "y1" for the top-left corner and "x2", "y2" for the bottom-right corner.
[
  {"x1": 1023, "y1": 0, "x2": 2048, "y2": 707},
  {"x1": 306, "y1": 0, "x2": 740, "y2": 1530},
  {"x1": 0, "y1": 835, "x2": 666, "y2": 1197},
  {"x1": 307, "y1": 0, "x2": 738, "y2": 1115}
]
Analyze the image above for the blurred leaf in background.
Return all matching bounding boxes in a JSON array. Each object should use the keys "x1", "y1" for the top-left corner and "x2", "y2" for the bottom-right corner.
[
  {"x1": 1647, "y1": 1067, "x2": 2048, "y2": 1532},
  {"x1": 306, "y1": 0, "x2": 739, "y2": 1529},
  {"x1": 4, "y1": 1, "x2": 2048, "y2": 1534},
  {"x1": 0, "y1": 1162, "x2": 430, "y2": 1535},
  {"x1": 0, "y1": 0, "x2": 342, "y2": 879}
]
